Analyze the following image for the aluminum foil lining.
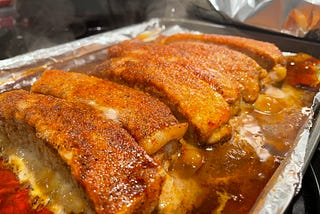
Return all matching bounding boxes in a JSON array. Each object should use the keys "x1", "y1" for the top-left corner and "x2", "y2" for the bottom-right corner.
[
  {"x1": 0, "y1": 18, "x2": 319, "y2": 214},
  {"x1": 250, "y1": 95, "x2": 320, "y2": 213},
  {"x1": 207, "y1": 0, "x2": 320, "y2": 39}
]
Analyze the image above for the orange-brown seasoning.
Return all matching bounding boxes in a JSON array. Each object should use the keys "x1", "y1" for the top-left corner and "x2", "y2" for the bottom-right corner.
[
  {"x1": 158, "y1": 33, "x2": 287, "y2": 74},
  {"x1": 0, "y1": 90, "x2": 164, "y2": 214},
  {"x1": 99, "y1": 40, "x2": 232, "y2": 144},
  {"x1": 31, "y1": 70, "x2": 188, "y2": 155}
]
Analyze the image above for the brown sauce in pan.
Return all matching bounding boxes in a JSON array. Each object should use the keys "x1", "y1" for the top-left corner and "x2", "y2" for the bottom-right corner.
[
  {"x1": 285, "y1": 53, "x2": 320, "y2": 91},
  {"x1": 159, "y1": 53, "x2": 319, "y2": 213},
  {"x1": 0, "y1": 53, "x2": 319, "y2": 213}
]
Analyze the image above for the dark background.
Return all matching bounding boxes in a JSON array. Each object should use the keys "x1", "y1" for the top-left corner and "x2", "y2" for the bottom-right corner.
[{"x1": 0, "y1": 0, "x2": 193, "y2": 59}]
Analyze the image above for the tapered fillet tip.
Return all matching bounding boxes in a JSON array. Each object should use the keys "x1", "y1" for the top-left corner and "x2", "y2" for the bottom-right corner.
[
  {"x1": 140, "y1": 122, "x2": 188, "y2": 155},
  {"x1": 207, "y1": 124, "x2": 232, "y2": 145},
  {"x1": 269, "y1": 64, "x2": 287, "y2": 83}
]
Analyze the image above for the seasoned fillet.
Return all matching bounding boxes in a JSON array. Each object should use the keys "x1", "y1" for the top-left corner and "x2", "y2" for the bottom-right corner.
[
  {"x1": 138, "y1": 40, "x2": 244, "y2": 105},
  {"x1": 158, "y1": 33, "x2": 287, "y2": 83},
  {"x1": 0, "y1": 90, "x2": 164, "y2": 214},
  {"x1": 166, "y1": 41, "x2": 269, "y2": 103},
  {"x1": 93, "y1": 39, "x2": 232, "y2": 145},
  {"x1": 31, "y1": 70, "x2": 188, "y2": 155}
]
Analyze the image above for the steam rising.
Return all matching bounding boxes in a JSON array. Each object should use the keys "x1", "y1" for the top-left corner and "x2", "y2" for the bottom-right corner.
[{"x1": 1, "y1": 0, "x2": 193, "y2": 59}]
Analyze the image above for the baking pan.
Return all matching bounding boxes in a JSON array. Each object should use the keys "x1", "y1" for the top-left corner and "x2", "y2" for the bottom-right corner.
[{"x1": 0, "y1": 18, "x2": 319, "y2": 213}]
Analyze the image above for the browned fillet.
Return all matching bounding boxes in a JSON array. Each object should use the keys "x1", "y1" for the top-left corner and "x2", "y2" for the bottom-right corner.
[
  {"x1": 141, "y1": 41, "x2": 244, "y2": 105},
  {"x1": 31, "y1": 70, "x2": 188, "y2": 155},
  {"x1": 158, "y1": 33, "x2": 287, "y2": 83},
  {"x1": 0, "y1": 90, "x2": 164, "y2": 214},
  {"x1": 93, "y1": 39, "x2": 232, "y2": 145},
  {"x1": 165, "y1": 41, "x2": 269, "y2": 103}
]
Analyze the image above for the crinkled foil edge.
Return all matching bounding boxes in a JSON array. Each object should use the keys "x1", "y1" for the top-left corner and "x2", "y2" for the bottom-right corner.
[
  {"x1": 250, "y1": 93, "x2": 320, "y2": 214},
  {"x1": 0, "y1": 18, "x2": 319, "y2": 214},
  {"x1": 0, "y1": 19, "x2": 160, "y2": 70}
]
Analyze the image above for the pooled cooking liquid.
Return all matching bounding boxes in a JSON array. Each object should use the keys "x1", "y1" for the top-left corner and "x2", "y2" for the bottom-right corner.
[
  {"x1": 157, "y1": 53, "x2": 319, "y2": 213},
  {"x1": 0, "y1": 53, "x2": 319, "y2": 213}
]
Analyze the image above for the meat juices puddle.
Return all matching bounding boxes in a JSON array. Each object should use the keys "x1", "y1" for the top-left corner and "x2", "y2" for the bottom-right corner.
[{"x1": 0, "y1": 53, "x2": 319, "y2": 213}]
